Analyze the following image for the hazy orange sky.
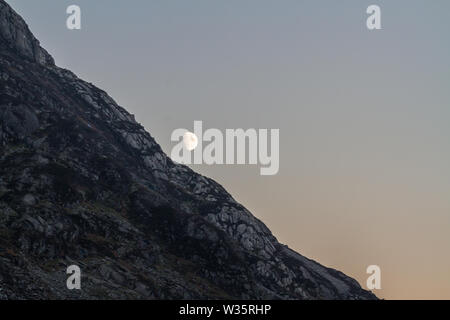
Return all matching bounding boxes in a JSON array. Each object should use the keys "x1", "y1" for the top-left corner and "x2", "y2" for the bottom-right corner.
[{"x1": 8, "y1": 0, "x2": 450, "y2": 299}]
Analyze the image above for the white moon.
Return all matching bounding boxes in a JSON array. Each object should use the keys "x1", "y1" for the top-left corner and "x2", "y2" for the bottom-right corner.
[{"x1": 183, "y1": 131, "x2": 198, "y2": 151}]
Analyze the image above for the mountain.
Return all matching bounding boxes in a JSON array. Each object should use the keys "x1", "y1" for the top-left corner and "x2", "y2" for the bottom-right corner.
[{"x1": 0, "y1": 0, "x2": 376, "y2": 300}]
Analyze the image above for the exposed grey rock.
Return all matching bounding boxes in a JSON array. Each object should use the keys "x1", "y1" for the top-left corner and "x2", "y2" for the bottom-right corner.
[
  {"x1": 22, "y1": 193, "x2": 35, "y2": 206},
  {"x1": 0, "y1": 1, "x2": 53, "y2": 65}
]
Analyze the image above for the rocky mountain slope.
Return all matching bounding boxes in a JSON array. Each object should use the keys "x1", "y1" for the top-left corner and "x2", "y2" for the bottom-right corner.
[{"x1": 0, "y1": 0, "x2": 376, "y2": 299}]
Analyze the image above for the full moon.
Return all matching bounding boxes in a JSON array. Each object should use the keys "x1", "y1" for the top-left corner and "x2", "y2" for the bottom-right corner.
[{"x1": 183, "y1": 131, "x2": 198, "y2": 151}]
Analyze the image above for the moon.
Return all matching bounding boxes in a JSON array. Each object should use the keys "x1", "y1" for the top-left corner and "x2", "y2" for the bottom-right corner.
[{"x1": 183, "y1": 131, "x2": 198, "y2": 151}]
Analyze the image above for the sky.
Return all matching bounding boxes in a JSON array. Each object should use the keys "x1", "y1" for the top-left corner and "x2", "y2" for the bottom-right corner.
[{"x1": 6, "y1": 0, "x2": 450, "y2": 299}]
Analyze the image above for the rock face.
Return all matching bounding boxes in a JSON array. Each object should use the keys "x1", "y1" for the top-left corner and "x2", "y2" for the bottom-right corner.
[{"x1": 0, "y1": 0, "x2": 376, "y2": 300}]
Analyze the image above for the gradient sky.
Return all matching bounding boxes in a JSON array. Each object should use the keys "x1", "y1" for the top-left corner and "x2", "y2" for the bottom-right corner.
[{"x1": 7, "y1": 0, "x2": 450, "y2": 299}]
